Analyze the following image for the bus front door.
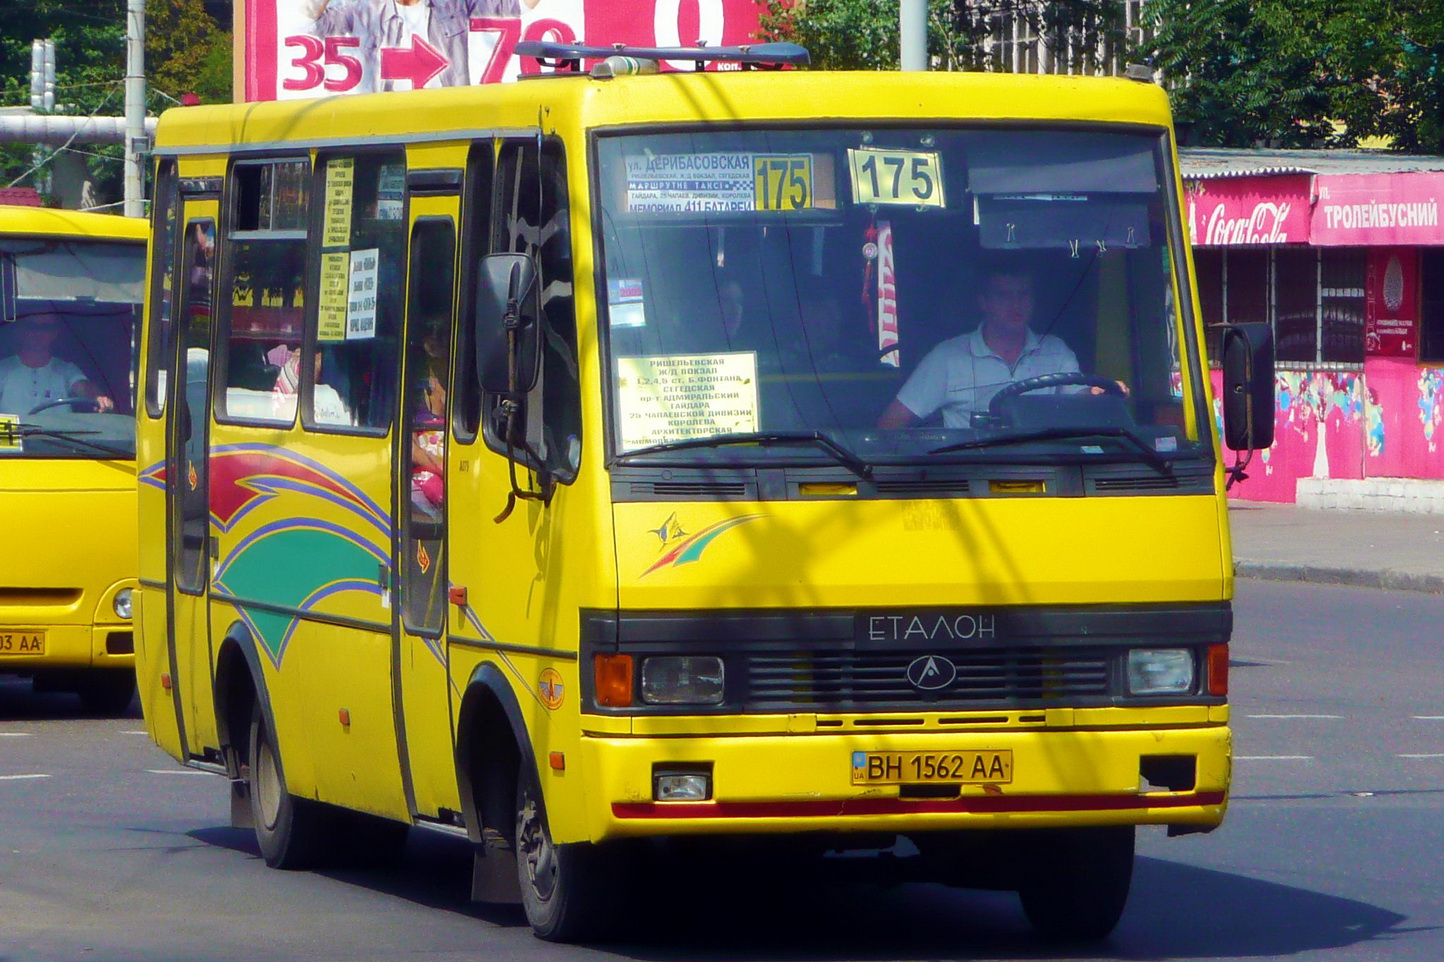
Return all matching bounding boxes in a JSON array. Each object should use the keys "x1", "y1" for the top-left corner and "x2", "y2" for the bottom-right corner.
[
  {"x1": 166, "y1": 209, "x2": 220, "y2": 756},
  {"x1": 395, "y1": 207, "x2": 462, "y2": 820}
]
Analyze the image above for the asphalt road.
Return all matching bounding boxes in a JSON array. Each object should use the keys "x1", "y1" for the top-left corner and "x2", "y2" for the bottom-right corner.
[{"x1": 2, "y1": 579, "x2": 1442, "y2": 962}]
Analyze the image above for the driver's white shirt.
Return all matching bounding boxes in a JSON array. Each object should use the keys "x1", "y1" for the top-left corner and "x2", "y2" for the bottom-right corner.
[
  {"x1": 894, "y1": 326, "x2": 1080, "y2": 428},
  {"x1": 0, "y1": 355, "x2": 86, "y2": 416}
]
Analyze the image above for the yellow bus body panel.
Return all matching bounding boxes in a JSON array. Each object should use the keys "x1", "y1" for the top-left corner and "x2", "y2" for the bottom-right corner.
[
  {"x1": 0, "y1": 207, "x2": 145, "y2": 678},
  {"x1": 614, "y1": 496, "x2": 1227, "y2": 610}
]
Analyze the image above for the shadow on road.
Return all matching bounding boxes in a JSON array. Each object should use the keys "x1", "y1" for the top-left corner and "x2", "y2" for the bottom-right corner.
[
  {"x1": 0, "y1": 675, "x2": 141, "y2": 722},
  {"x1": 187, "y1": 823, "x2": 1416, "y2": 959}
]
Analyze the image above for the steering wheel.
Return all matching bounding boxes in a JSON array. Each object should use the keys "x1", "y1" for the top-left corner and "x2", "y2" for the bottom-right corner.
[
  {"x1": 27, "y1": 396, "x2": 98, "y2": 415},
  {"x1": 987, "y1": 372, "x2": 1125, "y2": 418}
]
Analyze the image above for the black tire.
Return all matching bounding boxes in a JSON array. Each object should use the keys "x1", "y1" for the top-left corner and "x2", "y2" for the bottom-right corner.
[
  {"x1": 1017, "y1": 825, "x2": 1135, "y2": 942},
  {"x1": 515, "y1": 763, "x2": 631, "y2": 942},
  {"x1": 76, "y1": 670, "x2": 136, "y2": 715},
  {"x1": 247, "y1": 701, "x2": 335, "y2": 869}
]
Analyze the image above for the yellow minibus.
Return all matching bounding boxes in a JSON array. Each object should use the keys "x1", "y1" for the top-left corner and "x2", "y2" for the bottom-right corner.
[
  {"x1": 1, "y1": 205, "x2": 147, "y2": 712},
  {"x1": 135, "y1": 42, "x2": 1274, "y2": 941}
]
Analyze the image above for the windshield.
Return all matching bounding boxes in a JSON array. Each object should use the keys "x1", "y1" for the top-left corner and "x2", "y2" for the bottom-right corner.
[
  {"x1": 595, "y1": 126, "x2": 1204, "y2": 471},
  {"x1": 0, "y1": 238, "x2": 143, "y2": 459}
]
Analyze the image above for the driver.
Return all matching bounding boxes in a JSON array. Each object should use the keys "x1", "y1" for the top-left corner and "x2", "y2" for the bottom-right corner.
[
  {"x1": 877, "y1": 266, "x2": 1082, "y2": 429},
  {"x1": 0, "y1": 312, "x2": 114, "y2": 415}
]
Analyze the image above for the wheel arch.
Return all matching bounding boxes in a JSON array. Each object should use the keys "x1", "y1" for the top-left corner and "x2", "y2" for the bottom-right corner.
[
  {"x1": 455, "y1": 662, "x2": 537, "y2": 844},
  {"x1": 212, "y1": 620, "x2": 269, "y2": 776}
]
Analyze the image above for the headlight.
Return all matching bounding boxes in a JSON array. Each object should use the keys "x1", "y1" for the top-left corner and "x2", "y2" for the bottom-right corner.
[
  {"x1": 640, "y1": 656, "x2": 724, "y2": 705},
  {"x1": 113, "y1": 588, "x2": 133, "y2": 620},
  {"x1": 1127, "y1": 648, "x2": 1194, "y2": 695}
]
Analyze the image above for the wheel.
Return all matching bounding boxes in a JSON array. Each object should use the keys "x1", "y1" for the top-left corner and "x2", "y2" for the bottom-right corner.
[
  {"x1": 76, "y1": 670, "x2": 136, "y2": 715},
  {"x1": 515, "y1": 762, "x2": 631, "y2": 942},
  {"x1": 1017, "y1": 826, "x2": 1134, "y2": 942},
  {"x1": 247, "y1": 701, "x2": 335, "y2": 869}
]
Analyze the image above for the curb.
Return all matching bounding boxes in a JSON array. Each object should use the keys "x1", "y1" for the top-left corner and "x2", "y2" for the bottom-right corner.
[{"x1": 1234, "y1": 561, "x2": 1444, "y2": 595}]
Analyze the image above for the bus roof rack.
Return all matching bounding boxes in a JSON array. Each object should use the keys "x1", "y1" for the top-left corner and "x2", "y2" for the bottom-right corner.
[{"x1": 513, "y1": 41, "x2": 810, "y2": 74}]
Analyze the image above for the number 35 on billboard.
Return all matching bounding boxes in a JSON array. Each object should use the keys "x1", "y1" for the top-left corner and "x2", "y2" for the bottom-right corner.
[{"x1": 239, "y1": 0, "x2": 762, "y2": 102}]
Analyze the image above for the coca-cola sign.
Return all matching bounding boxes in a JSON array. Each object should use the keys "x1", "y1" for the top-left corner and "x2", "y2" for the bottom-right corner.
[{"x1": 1184, "y1": 174, "x2": 1312, "y2": 247}]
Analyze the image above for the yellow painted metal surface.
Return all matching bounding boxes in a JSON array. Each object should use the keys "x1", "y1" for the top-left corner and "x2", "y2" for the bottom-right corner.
[
  {"x1": 0, "y1": 209, "x2": 144, "y2": 676},
  {"x1": 615, "y1": 495, "x2": 1228, "y2": 611}
]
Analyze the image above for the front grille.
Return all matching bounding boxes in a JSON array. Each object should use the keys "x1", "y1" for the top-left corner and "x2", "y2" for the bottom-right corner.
[
  {"x1": 746, "y1": 648, "x2": 1112, "y2": 709},
  {"x1": 874, "y1": 479, "x2": 971, "y2": 496},
  {"x1": 1093, "y1": 476, "x2": 1180, "y2": 491},
  {"x1": 630, "y1": 480, "x2": 751, "y2": 498}
]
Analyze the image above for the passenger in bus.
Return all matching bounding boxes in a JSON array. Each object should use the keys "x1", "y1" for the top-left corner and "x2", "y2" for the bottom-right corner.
[
  {"x1": 876, "y1": 267, "x2": 1084, "y2": 429},
  {"x1": 796, "y1": 293, "x2": 873, "y2": 374},
  {"x1": 272, "y1": 346, "x2": 353, "y2": 426},
  {"x1": 410, "y1": 329, "x2": 447, "y2": 519},
  {"x1": 0, "y1": 313, "x2": 113, "y2": 414}
]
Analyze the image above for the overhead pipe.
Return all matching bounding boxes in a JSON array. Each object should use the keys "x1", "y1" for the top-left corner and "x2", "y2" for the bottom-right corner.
[{"x1": 0, "y1": 114, "x2": 157, "y2": 146}]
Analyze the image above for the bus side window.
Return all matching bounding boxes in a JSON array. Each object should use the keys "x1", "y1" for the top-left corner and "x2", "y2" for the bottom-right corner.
[
  {"x1": 304, "y1": 152, "x2": 406, "y2": 433},
  {"x1": 483, "y1": 139, "x2": 581, "y2": 481},
  {"x1": 145, "y1": 160, "x2": 180, "y2": 416},
  {"x1": 453, "y1": 140, "x2": 494, "y2": 444},
  {"x1": 401, "y1": 218, "x2": 456, "y2": 637},
  {"x1": 217, "y1": 158, "x2": 309, "y2": 425}
]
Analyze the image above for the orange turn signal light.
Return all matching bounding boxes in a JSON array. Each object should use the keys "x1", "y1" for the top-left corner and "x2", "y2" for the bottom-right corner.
[
  {"x1": 593, "y1": 653, "x2": 634, "y2": 708},
  {"x1": 1207, "y1": 644, "x2": 1229, "y2": 696}
]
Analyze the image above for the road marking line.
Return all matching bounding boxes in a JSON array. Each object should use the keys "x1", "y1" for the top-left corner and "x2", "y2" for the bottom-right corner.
[
  {"x1": 1246, "y1": 714, "x2": 1343, "y2": 719},
  {"x1": 1235, "y1": 755, "x2": 1313, "y2": 760},
  {"x1": 121, "y1": 730, "x2": 149, "y2": 735},
  {"x1": 145, "y1": 769, "x2": 211, "y2": 776},
  {"x1": 1397, "y1": 754, "x2": 1444, "y2": 759},
  {"x1": 0, "y1": 732, "x2": 33, "y2": 737},
  {"x1": 1413, "y1": 716, "x2": 1444, "y2": 720},
  {"x1": 0, "y1": 774, "x2": 50, "y2": 781}
]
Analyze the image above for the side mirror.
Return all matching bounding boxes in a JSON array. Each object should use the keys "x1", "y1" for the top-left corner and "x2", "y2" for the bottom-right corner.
[
  {"x1": 1220, "y1": 322, "x2": 1275, "y2": 451},
  {"x1": 0, "y1": 252, "x2": 16, "y2": 323},
  {"x1": 474, "y1": 253, "x2": 540, "y2": 395}
]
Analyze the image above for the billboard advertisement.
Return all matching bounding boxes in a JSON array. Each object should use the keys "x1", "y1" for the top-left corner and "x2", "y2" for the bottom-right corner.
[
  {"x1": 1184, "y1": 174, "x2": 1312, "y2": 247},
  {"x1": 240, "y1": 0, "x2": 765, "y2": 101}
]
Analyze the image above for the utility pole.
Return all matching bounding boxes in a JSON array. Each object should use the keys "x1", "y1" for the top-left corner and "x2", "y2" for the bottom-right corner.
[
  {"x1": 900, "y1": 0, "x2": 927, "y2": 71},
  {"x1": 29, "y1": 40, "x2": 56, "y2": 195},
  {"x1": 124, "y1": 0, "x2": 146, "y2": 218}
]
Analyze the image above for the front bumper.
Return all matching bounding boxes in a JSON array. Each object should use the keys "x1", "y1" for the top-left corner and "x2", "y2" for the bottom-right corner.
[
  {"x1": 0, "y1": 623, "x2": 135, "y2": 672},
  {"x1": 578, "y1": 720, "x2": 1230, "y2": 842}
]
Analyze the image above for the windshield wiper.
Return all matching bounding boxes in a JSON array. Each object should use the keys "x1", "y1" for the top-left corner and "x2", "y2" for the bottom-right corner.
[
  {"x1": 616, "y1": 430, "x2": 872, "y2": 479},
  {"x1": 9, "y1": 424, "x2": 133, "y2": 460},
  {"x1": 929, "y1": 426, "x2": 1175, "y2": 475}
]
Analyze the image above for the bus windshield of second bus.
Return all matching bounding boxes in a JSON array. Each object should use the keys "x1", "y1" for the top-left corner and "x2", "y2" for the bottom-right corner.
[
  {"x1": 0, "y1": 238, "x2": 144, "y2": 458},
  {"x1": 597, "y1": 125, "x2": 1200, "y2": 474}
]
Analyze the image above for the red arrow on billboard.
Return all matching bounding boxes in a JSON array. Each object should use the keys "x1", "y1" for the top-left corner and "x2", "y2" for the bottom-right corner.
[{"x1": 380, "y1": 35, "x2": 448, "y2": 89}]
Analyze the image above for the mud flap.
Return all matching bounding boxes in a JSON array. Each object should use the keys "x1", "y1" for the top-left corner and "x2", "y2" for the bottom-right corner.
[
  {"x1": 229, "y1": 778, "x2": 253, "y2": 829},
  {"x1": 471, "y1": 827, "x2": 522, "y2": 904}
]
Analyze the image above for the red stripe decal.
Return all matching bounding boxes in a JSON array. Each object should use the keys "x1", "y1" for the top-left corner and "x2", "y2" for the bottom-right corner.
[{"x1": 612, "y1": 791, "x2": 1227, "y2": 820}]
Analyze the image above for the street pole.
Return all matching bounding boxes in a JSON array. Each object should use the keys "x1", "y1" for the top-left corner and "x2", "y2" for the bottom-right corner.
[
  {"x1": 124, "y1": 0, "x2": 145, "y2": 218},
  {"x1": 900, "y1": 0, "x2": 927, "y2": 71}
]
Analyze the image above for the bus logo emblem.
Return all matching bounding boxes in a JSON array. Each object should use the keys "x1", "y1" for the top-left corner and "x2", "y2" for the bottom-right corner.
[
  {"x1": 538, "y1": 668, "x2": 565, "y2": 710},
  {"x1": 906, "y1": 655, "x2": 956, "y2": 691}
]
